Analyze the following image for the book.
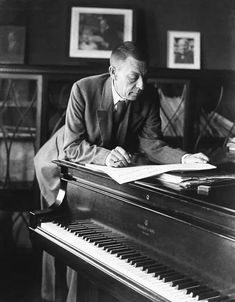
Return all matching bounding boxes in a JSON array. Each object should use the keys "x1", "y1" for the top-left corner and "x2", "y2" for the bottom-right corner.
[
  {"x1": 84, "y1": 163, "x2": 216, "y2": 184},
  {"x1": 227, "y1": 137, "x2": 235, "y2": 152},
  {"x1": 156, "y1": 170, "x2": 235, "y2": 188}
]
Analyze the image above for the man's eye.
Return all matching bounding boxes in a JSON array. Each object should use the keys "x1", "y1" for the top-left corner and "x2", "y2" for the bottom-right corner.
[{"x1": 128, "y1": 76, "x2": 138, "y2": 82}]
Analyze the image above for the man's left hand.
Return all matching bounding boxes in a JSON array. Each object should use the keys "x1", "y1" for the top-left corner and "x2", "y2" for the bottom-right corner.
[{"x1": 182, "y1": 152, "x2": 209, "y2": 164}]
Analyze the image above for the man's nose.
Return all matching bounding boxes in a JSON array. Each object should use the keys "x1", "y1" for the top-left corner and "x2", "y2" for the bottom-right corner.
[{"x1": 136, "y1": 77, "x2": 144, "y2": 90}]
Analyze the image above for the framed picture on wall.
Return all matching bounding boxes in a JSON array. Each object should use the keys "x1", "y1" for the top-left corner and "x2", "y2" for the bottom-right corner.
[
  {"x1": 69, "y1": 7, "x2": 133, "y2": 59},
  {"x1": 0, "y1": 26, "x2": 25, "y2": 64},
  {"x1": 167, "y1": 31, "x2": 201, "y2": 69}
]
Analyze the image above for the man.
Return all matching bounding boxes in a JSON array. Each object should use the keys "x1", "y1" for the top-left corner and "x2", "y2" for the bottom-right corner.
[
  {"x1": 34, "y1": 41, "x2": 208, "y2": 302},
  {"x1": 175, "y1": 38, "x2": 194, "y2": 64},
  {"x1": 35, "y1": 41, "x2": 208, "y2": 205}
]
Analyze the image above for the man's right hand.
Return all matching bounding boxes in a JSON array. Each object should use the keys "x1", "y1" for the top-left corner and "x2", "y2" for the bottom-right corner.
[{"x1": 105, "y1": 146, "x2": 132, "y2": 167}]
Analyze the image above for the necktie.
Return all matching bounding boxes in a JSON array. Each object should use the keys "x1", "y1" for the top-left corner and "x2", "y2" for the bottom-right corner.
[{"x1": 114, "y1": 100, "x2": 127, "y2": 124}]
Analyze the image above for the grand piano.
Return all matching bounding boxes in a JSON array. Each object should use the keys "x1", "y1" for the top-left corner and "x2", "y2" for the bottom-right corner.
[{"x1": 29, "y1": 158, "x2": 235, "y2": 302}]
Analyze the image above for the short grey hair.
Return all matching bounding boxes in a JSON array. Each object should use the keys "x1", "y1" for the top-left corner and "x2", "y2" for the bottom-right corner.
[{"x1": 110, "y1": 41, "x2": 147, "y2": 66}]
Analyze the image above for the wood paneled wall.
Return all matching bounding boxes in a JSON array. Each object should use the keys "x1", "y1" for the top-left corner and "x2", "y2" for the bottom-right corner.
[{"x1": 0, "y1": 0, "x2": 235, "y2": 71}]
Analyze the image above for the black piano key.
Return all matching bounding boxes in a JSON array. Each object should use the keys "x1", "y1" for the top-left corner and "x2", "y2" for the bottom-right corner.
[
  {"x1": 105, "y1": 245, "x2": 126, "y2": 252},
  {"x1": 83, "y1": 233, "x2": 107, "y2": 240},
  {"x1": 69, "y1": 224, "x2": 96, "y2": 229},
  {"x1": 102, "y1": 242, "x2": 124, "y2": 249},
  {"x1": 205, "y1": 297, "x2": 225, "y2": 301},
  {"x1": 143, "y1": 263, "x2": 163, "y2": 270},
  {"x1": 189, "y1": 286, "x2": 211, "y2": 297},
  {"x1": 134, "y1": 259, "x2": 156, "y2": 267},
  {"x1": 86, "y1": 237, "x2": 109, "y2": 243},
  {"x1": 68, "y1": 226, "x2": 90, "y2": 231},
  {"x1": 76, "y1": 230, "x2": 101, "y2": 235},
  {"x1": 170, "y1": 277, "x2": 193, "y2": 287},
  {"x1": 74, "y1": 230, "x2": 97, "y2": 236},
  {"x1": 105, "y1": 234, "x2": 125, "y2": 240},
  {"x1": 81, "y1": 232, "x2": 104, "y2": 238},
  {"x1": 96, "y1": 240, "x2": 117, "y2": 247},
  {"x1": 89, "y1": 237, "x2": 114, "y2": 243},
  {"x1": 207, "y1": 297, "x2": 234, "y2": 302},
  {"x1": 206, "y1": 297, "x2": 226, "y2": 302},
  {"x1": 126, "y1": 255, "x2": 145, "y2": 262},
  {"x1": 145, "y1": 265, "x2": 168, "y2": 274},
  {"x1": 67, "y1": 220, "x2": 89, "y2": 226},
  {"x1": 116, "y1": 248, "x2": 136, "y2": 255},
  {"x1": 196, "y1": 291, "x2": 221, "y2": 300},
  {"x1": 153, "y1": 267, "x2": 173, "y2": 274},
  {"x1": 185, "y1": 285, "x2": 206, "y2": 295},
  {"x1": 156, "y1": 270, "x2": 177, "y2": 279},
  {"x1": 176, "y1": 280, "x2": 200, "y2": 290},
  {"x1": 71, "y1": 225, "x2": 103, "y2": 231},
  {"x1": 109, "y1": 247, "x2": 130, "y2": 254},
  {"x1": 162, "y1": 273, "x2": 186, "y2": 283},
  {"x1": 116, "y1": 249, "x2": 134, "y2": 256},
  {"x1": 105, "y1": 246, "x2": 126, "y2": 253},
  {"x1": 64, "y1": 225, "x2": 89, "y2": 231},
  {"x1": 129, "y1": 256, "x2": 149, "y2": 264},
  {"x1": 142, "y1": 260, "x2": 160, "y2": 267},
  {"x1": 80, "y1": 223, "x2": 103, "y2": 229},
  {"x1": 119, "y1": 252, "x2": 140, "y2": 260}
]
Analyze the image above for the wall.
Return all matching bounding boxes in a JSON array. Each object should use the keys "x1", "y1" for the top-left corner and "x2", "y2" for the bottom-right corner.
[{"x1": 0, "y1": 0, "x2": 235, "y2": 70}]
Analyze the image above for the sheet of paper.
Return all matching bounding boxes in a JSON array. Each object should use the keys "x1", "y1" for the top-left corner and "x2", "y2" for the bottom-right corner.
[{"x1": 85, "y1": 163, "x2": 216, "y2": 184}]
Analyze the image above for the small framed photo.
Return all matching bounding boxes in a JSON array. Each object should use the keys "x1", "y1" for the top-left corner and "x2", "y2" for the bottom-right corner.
[
  {"x1": 167, "y1": 31, "x2": 201, "y2": 69},
  {"x1": 0, "y1": 26, "x2": 25, "y2": 64},
  {"x1": 69, "y1": 7, "x2": 133, "y2": 59}
]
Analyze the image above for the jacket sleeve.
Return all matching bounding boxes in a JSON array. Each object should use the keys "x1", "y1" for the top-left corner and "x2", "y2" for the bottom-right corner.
[
  {"x1": 63, "y1": 82, "x2": 110, "y2": 165},
  {"x1": 138, "y1": 88, "x2": 186, "y2": 164}
]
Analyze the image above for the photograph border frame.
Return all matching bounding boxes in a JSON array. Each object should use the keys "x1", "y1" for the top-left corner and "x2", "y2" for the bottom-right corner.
[
  {"x1": 69, "y1": 6, "x2": 133, "y2": 59},
  {"x1": 167, "y1": 30, "x2": 201, "y2": 69}
]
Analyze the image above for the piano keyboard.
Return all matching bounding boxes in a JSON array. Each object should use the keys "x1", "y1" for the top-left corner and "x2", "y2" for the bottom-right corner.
[{"x1": 39, "y1": 219, "x2": 234, "y2": 302}]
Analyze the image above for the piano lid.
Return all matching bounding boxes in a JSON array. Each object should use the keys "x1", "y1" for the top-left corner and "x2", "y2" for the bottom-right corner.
[{"x1": 54, "y1": 159, "x2": 235, "y2": 239}]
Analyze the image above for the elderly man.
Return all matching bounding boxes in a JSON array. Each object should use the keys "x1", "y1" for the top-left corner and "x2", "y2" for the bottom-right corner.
[
  {"x1": 35, "y1": 41, "x2": 208, "y2": 205},
  {"x1": 34, "y1": 41, "x2": 208, "y2": 302}
]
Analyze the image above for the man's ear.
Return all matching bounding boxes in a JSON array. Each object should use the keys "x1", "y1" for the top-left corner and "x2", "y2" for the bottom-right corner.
[{"x1": 109, "y1": 66, "x2": 116, "y2": 80}]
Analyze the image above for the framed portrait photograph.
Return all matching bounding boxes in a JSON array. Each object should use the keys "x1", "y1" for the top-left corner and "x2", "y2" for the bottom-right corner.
[
  {"x1": 167, "y1": 31, "x2": 201, "y2": 69},
  {"x1": 69, "y1": 7, "x2": 133, "y2": 59},
  {"x1": 0, "y1": 26, "x2": 25, "y2": 64}
]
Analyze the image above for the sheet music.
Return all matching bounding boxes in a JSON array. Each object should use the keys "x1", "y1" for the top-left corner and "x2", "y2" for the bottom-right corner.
[{"x1": 84, "y1": 163, "x2": 216, "y2": 184}]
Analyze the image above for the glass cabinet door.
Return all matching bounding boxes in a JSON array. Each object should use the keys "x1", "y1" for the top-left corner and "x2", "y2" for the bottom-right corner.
[{"x1": 0, "y1": 74, "x2": 42, "y2": 190}]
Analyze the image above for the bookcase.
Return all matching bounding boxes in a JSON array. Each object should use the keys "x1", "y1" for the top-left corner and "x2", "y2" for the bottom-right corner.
[
  {"x1": 148, "y1": 78, "x2": 190, "y2": 151},
  {"x1": 148, "y1": 71, "x2": 235, "y2": 156},
  {"x1": 0, "y1": 73, "x2": 43, "y2": 209}
]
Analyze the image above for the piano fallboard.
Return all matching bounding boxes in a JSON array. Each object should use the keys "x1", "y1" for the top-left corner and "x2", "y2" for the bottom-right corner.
[{"x1": 30, "y1": 160, "x2": 235, "y2": 301}]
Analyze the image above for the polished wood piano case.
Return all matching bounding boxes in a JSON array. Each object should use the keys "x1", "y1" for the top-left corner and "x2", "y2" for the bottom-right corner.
[{"x1": 30, "y1": 160, "x2": 235, "y2": 302}]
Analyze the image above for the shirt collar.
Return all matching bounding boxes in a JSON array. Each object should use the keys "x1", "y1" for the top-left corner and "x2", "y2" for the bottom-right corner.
[{"x1": 111, "y1": 80, "x2": 126, "y2": 105}]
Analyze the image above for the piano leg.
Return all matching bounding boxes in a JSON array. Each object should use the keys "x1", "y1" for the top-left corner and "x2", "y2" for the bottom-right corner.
[
  {"x1": 76, "y1": 272, "x2": 121, "y2": 302},
  {"x1": 98, "y1": 289, "x2": 122, "y2": 302},
  {"x1": 76, "y1": 273, "x2": 98, "y2": 302}
]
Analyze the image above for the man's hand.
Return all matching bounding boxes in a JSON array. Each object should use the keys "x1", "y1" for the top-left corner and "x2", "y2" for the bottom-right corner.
[
  {"x1": 182, "y1": 152, "x2": 209, "y2": 164},
  {"x1": 227, "y1": 137, "x2": 235, "y2": 152},
  {"x1": 105, "y1": 146, "x2": 132, "y2": 167}
]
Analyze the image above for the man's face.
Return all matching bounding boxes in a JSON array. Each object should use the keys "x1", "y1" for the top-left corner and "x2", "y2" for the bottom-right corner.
[
  {"x1": 178, "y1": 39, "x2": 188, "y2": 54},
  {"x1": 112, "y1": 56, "x2": 147, "y2": 101}
]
